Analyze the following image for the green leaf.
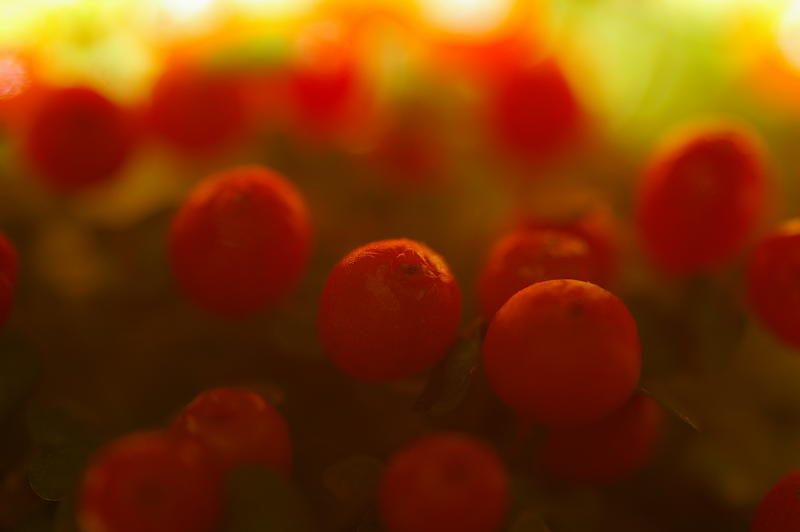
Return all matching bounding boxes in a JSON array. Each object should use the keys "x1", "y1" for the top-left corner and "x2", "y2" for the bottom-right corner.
[
  {"x1": 222, "y1": 467, "x2": 315, "y2": 532},
  {"x1": 416, "y1": 319, "x2": 485, "y2": 417}
]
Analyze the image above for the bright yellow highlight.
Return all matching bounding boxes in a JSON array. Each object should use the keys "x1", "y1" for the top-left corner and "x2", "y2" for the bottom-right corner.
[
  {"x1": 419, "y1": 0, "x2": 514, "y2": 36},
  {"x1": 159, "y1": 0, "x2": 215, "y2": 25},
  {"x1": 779, "y1": 0, "x2": 800, "y2": 69}
]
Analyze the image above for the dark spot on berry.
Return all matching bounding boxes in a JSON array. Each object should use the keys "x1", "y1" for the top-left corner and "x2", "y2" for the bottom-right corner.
[
  {"x1": 400, "y1": 263, "x2": 421, "y2": 275},
  {"x1": 567, "y1": 301, "x2": 585, "y2": 319}
]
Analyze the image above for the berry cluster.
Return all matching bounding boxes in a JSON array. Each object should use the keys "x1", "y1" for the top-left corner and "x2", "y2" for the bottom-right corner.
[{"x1": 1, "y1": 7, "x2": 799, "y2": 531}]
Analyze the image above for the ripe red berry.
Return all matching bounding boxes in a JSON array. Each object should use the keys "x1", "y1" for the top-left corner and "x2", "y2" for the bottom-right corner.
[
  {"x1": 171, "y1": 387, "x2": 292, "y2": 476},
  {"x1": 746, "y1": 219, "x2": 800, "y2": 349},
  {"x1": 752, "y1": 470, "x2": 800, "y2": 532},
  {"x1": 147, "y1": 64, "x2": 249, "y2": 157},
  {"x1": 365, "y1": 108, "x2": 447, "y2": 190},
  {"x1": 168, "y1": 165, "x2": 312, "y2": 316},
  {"x1": 514, "y1": 196, "x2": 620, "y2": 288},
  {"x1": 286, "y1": 25, "x2": 371, "y2": 144},
  {"x1": 537, "y1": 392, "x2": 663, "y2": 483},
  {"x1": 318, "y1": 239, "x2": 462, "y2": 381},
  {"x1": 477, "y1": 228, "x2": 599, "y2": 318},
  {"x1": 483, "y1": 57, "x2": 583, "y2": 168},
  {"x1": 78, "y1": 431, "x2": 222, "y2": 532},
  {"x1": 379, "y1": 433, "x2": 509, "y2": 532},
  {"x1": 482, "y1": 279, "x2": 640, "y2": 426},
  {"x1": 0, "y1": 233, "x2": 18, "y2": 327},
  {"x1": 635, "y1": 121, "x2": 767, "y2": 276},
  {"x1": 22, "y1": 86, "x2": 136, "y2": 192}
]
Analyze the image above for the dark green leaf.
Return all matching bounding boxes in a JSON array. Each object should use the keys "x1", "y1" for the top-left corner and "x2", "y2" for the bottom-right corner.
[{"x1": 416, "y1": 319, "x2": 485, "y2": 417}]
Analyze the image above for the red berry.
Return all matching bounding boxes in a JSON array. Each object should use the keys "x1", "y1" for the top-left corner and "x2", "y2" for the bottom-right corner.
[
  {"x1": 286, "y1": 25, "x2": 370, "y2": 143},
  {"x1": 477, "y1": 228, "x2": 599, "y2": 318},
  {"x1": 379, "y1": 433, "x2": 509, "y2": 532},
  {"x1": 635, "y1": 121, "x2": 767, "y2": 276},
  {"x1": 365, "y1": 109, "x2": 447, "y2": 190},
  {"x1": 483, "y1": 57, "x2": 583, "y2": 168},
  {"x1": 0, "y1": 233, "x2": 18, "y2": 327},
  {"x1": 746, "y1": 219, "x2": 800, "y2": 348},
  {"x1": 78, "y1": 431, "x2": 222, "y2": 532},
  {"x1": 171, "y1": 387, "x2": 292, "y2": 476},
  {"x1": 752, "y1": 470, "x2": 800, "y2": 532},
  {"x1": 147, "y1": 64, "x2": 249, "y2": 157},
  {"x1": 168, "y1": 165, "x2": 312, "y2": 316},
  {"x1": 537, "y1": 392, "x2": 663, "y2": 483},
  {"x1": 318, "y1": 239, "x2": 462, "y2": 381},
  {"x1": 515, "y1": 196, "x2": 619, "y2": 288},
  {"x1": 482, "y1": 279, "x2": 640, "y2": 426},
  {"x1": 22, "y1": 86, "x2": 136, "y2": 192}
]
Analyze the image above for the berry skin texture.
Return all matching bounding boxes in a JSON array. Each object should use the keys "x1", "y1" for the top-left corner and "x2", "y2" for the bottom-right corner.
[
  {"x1": 477, "y1": 228, "x2": 599, "y2": 318},
  {"x1": 78, "y1": 431, "x2": 222, "y2": 532},
  {"x1": 746, "y1": 219, "x2": 800, "y2": 349},
  {"x1": 482, "y1": 279, "x2": 641, "y2": 426},
  {"x1": 23, "y1": 86, "x2": 136, "y2": 192},
  {"x1": 752, "y1": 470, "x2": 800, "y2": 532},
  {"x1": 147, "y1": 65, "x2": 249, "y2": 157},
  {"x1": 171, "y1": 387, "x2": 292, "y2": 476},
  {"x1": 379, "y1": 433, "x2": 509, "y2": 532},
  {"x1": 318, "y1": 239, "x2": 462, "y2": 381},
  {"x1": 0, "y1": 233, "x2": 18, "y2": 327},
  {"x1": 537, "y1": 393, "x2": 663, "y2": 483},
  {"x1": 168, "y1": 165, "x2": 312, "y2": 316},
  {"x1": 635, "y1": 122, "x2": 767, "y2": 276},
  {"x1": 484, "y1": 57, "x2": 583, "y2": 168}
]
